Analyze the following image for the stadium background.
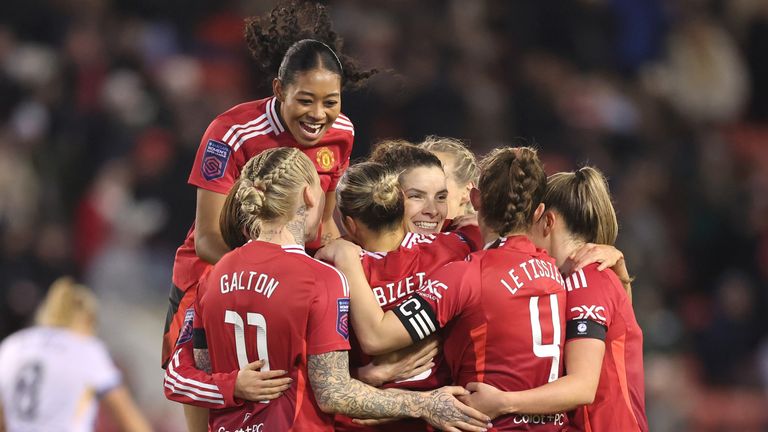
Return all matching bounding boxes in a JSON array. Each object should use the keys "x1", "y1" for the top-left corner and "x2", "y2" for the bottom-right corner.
[{"x1": 1, "y1": 0, "x2": 767, "y2": 430}]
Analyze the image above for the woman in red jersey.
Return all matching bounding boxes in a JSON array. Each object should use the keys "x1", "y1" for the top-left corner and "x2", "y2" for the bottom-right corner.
[
  {"x1": 182, "y1": 147, "x2": 491, "y2": 432},
  {"x1": 368, "y1": 140, "x2": 450, "y2": 236},
  {"x1": 319, "y1": 147, "x2": 569, "y2": 431},
  {"x1": 334, "y1": 160, "x2": 483, "y2": 431},
  {"x1": 162, "y1": 2, "x2": 375, "y2": 426},
  {"x1": 460, "y1": 167, "x2": 648, "y2": 432}
]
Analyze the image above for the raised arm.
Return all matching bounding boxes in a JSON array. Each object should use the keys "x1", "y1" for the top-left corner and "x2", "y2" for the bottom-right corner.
[
  {"x1": 307, "y1": 351, "x2": 490, "y2": 432},
  {"x1": 194, "y1": 189, "x2": 231, "y2": 264},
  {"x1": 315, "y1": 240, "x2": 419, "y2": 355}
]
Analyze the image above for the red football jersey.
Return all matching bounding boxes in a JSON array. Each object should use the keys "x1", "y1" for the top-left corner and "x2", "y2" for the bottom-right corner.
[
  {"x1": 173, "y1": 96, "x2": 354, "y2": 292},
  {"x1": 197, "y1": 241, "x2": 351, "y2": 432},
  {"x1": 563, "y1": 264, "x2": 647, "y2": 432},
  {"x1": 337, "y1": 228, "x2": 480, "y2": 432},
  {"x1": 394, "y1": 236, "x2": 568, "y2": 431}
]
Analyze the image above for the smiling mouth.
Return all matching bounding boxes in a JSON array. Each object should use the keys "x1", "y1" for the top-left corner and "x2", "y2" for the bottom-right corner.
[
  {"x1": 299, "y1": 121, "x2": 324, "y2": 137},
  {"x1": 413, "y1": 221, "x2": 439, "y2": 230}
]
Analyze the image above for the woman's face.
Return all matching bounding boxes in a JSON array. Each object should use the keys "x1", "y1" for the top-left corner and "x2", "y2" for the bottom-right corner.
[
  {"x1": 432, "y1": 151, "x2": 470, "y2": 219},
  {"x1": 401, "y1": 166, "x2": 448, "y2": 235},
  {"x1": 276, "y1": 68, "x2": 341, "y2": 147}
]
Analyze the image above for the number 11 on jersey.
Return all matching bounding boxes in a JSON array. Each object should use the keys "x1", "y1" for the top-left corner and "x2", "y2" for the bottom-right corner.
[{"x1": 225, "y1": 310, "x2": 271, "y2": 403}]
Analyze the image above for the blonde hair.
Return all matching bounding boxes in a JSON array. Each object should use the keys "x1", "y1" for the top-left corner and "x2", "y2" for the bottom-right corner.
[
  {"x1": 235, "y1": 147, "x2": 317, "y2": 239},
  {"x1": 220, "y1": 178, "x2": 248, "y2": 249},
  {"x1": 543, "y1": 167, "x2": 618, "y2": 245},
  {"x1": 35, "y1": 277, "x2": 97, "y2": 328},
  {"x1": 336, "y1": 162, "x2": 404, "y2": 232},
  {"x1": 478, "y1": 147, "x2": 546, "y2": 236},
  {"x1": 420, "y1": 135, "x2": 479, "y2": 188}
]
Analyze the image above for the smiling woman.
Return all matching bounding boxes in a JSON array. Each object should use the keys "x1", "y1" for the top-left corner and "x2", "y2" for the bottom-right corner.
[
  {"x1": 369, "y1": 140, "x2": 449, "y2": 235},
  {"x1": 160, "y1": 2, "x2": 376, "y2": 431}
]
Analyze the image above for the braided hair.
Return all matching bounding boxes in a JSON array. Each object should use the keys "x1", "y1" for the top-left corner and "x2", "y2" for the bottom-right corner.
[
  {"x1": 234, "y1": 147, "x2": 317, "y2": 239},
  {"x1": 477, "y1": 147, "x2": 546, "y2": 236},
  {"x1": 244, "y1": 0, "x2": 376, "y2": 89}
]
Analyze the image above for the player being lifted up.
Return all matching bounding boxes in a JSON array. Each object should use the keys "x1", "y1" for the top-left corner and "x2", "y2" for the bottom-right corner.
[
  {"x1": 162, "y1": 1, "x2": 374, "y2": 428},
  {"x1": 319, "y1": 147, "x2": 569, "y2": 431},
  {"x1": 460, "y1": 167, "x2": 648, "y2": 432},
  {"x1": 162, "y1": 0, "x2": 374, "y2": 368},
  {"x1": 178, "y1": 147, "x2": 492, "y2": 432}
]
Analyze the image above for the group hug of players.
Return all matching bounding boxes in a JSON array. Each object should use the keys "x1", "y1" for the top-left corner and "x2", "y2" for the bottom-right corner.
[{"x1": 160, "y1": 2, "x2": 647, "y2": 431}]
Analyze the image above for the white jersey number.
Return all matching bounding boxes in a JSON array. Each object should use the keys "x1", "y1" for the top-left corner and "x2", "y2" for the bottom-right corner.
[
  {"x1": 529, "y1": 294, "x2": 562, "y2": 382},
  {"x1": 13, "y1": 361, "x2": 43, "y2": 419},
  {"x1": 224, "y1": 310, "x2": 271, "y2": 403}
]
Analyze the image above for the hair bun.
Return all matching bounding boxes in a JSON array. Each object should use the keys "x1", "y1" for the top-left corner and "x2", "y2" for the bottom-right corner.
[{"x1": 371, "y1": 173, "x2": 401, "y2": 208}]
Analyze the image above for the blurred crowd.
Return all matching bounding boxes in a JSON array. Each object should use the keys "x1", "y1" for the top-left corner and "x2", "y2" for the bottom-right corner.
[{"x1": 1, "y1": 0, "x2": 767, "y2": 430}]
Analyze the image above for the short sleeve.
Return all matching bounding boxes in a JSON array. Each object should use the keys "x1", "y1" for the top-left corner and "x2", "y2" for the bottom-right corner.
[
  {"x1": 420, "y1": 261, "x2": 475, "y2": 327},
  {"x1": 188, "y1": 118, "x2": 245, "y2": 195},
  {"x1": 565, "y1": 268, "x2": 614, "y2": 341},
  {"x1": 87, "y1": 340, "x2": 122, "y2": 397},
  {"x1": 306, "y1": 266, "x2": 352, "y2": 355}
]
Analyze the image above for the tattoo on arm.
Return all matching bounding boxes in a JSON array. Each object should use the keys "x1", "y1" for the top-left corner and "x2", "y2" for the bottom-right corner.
[
  {"x1": 194, "y1": 348, "x2": 212, "y2": 374},
  {"x1": 308, "y1": 351, "x2": 419, "y2": 418}
]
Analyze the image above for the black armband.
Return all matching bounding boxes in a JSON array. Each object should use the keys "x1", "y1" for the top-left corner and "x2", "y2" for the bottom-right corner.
[
  {"x1": 193, "y1": 328, "x2": 208, "y2": 349},
  {"x1": 566, "y1": 319, "x2": 607, "y2": 341},
  {"x1": 392, "y1": 294, "x2": 439, "y2": 342}
]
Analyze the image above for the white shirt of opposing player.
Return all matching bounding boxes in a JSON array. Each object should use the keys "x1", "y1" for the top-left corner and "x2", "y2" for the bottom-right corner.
[{"x1": 0, "y1": 326, "x2": 121, "y2": 432}]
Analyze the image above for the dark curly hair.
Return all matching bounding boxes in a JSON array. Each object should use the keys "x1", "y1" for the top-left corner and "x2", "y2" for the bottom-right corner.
[
  {"x1": 478, "y1": 146, "x2": 546, "y2": 236},
  {"x1": 244, "y1": 0, "x2": 376, "y2": 89}
]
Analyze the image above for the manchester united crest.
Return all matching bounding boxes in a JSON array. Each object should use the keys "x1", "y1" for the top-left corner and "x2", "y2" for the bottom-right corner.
[{"x1": 316, "y1": 147, "x2": 335, "y2": 170}]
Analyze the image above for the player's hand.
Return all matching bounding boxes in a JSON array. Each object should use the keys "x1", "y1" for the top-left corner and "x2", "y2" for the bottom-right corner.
[
  {"x1": 358, "y1": 336, "x2": 439, "y2": 386},
  {"x1": 422, "y1": 386, "x2": 492, "y2": 432},
  {"x1": 459, "y1": 382, "x2": 508, "y2": 420},
  {"x1": 315, "y1": 238, "x2": 362, "y2": 265},
  {"x1": 449, "y1": 214, "x2": 479, "y2": 229},
  {"x1": 566, "y1": 243, "x2": 624, "y2": 272},
  {"x1": 234, "y1": 359, "x2": 292, "y2": 402}
]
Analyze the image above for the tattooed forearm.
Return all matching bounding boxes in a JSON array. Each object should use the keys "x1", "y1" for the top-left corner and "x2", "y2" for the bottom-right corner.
[
  {"x1": 308, "y1": 351, "x2": 420, "y2": 418},
  {"x1": 193, "y1": 348, "x2": 212, "y2": 374}
]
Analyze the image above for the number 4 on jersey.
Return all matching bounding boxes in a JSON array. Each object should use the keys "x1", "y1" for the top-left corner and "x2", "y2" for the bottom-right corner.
[{"x1": 529, "y1": 294, "x2": 561, "y2": 383}]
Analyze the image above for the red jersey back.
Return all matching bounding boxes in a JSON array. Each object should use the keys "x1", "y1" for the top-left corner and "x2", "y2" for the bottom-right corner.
[
  {"x1": 411, "y1": 236, "x2": 568, "y2": 431},
  {"x1": 173, "y1": 97, "x2": 354, "y2": 291},
  {"x1": 197, "y1": 241, "x2": 351, "y2": 432},
  {"x1": 337, "y1": 229, "x2": 479, "y2": 432},
  {"x1": 564, "y1": 264, "x2": 647, "y2": 432}
]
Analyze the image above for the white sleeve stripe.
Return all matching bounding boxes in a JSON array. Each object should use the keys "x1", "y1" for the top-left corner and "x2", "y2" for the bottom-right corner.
[
  {"x1": 164, "y1": 383, "x2": 224, "y2": 404},
  {"x1": 408, "y1": 317, "x2": 426, "y2": 339},
  {"x1": 233, "y1": 127, "x2": 274, "y2": 152},
  {"x1": 571, "y1": 273, "x2": 581, "y2": 289},
  {"x1": 224, "y1": 120, "x2": 270, "y2": 148},
  {"x1": 578, "y1": 270, "x2": 587, "y2": 287},
  {"x1": 419, "y1": 310, "x2": 437, "y2": 332},
  {"x1": 164, "y1": 375, "x2": 224, "y2": 398},
  {"x1": 167, "y1": 350, "x2": 221, "y2": 391},
  {"x1": 338, "y1": 113, "x2": 352, "y2": 122},
  {"x1": 222, "y1": 114, "x2": 267, "y2": 142},
  {"x1": 334, "y1": 117, "x2": 353, "y2": 127},
  {"x1": 269, "y1": 97, "x2": 285, "y2": 133},
  {"x1": 332, "y1": 123, "x2": 355, "y2": 133}
]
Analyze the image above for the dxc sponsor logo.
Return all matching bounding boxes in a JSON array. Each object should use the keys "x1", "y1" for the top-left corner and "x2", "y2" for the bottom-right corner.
[{"x1": 570, "y1": 305, "x2": 606, "y2": 321}]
